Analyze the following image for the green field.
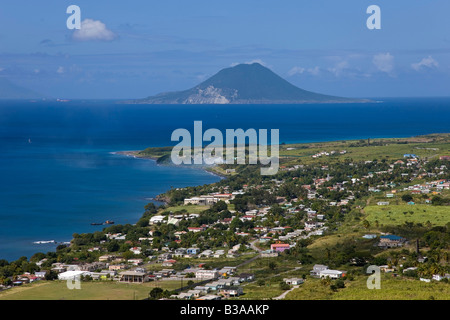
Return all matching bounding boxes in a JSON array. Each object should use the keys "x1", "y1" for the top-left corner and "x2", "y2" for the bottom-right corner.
[
  {"x1": 0, "y1": 280, "x2": 185, "y2": 300},
  {"x1": 135, "y1": 134, "x2": 450, "y2": 168},
  {"x1": 162, "y1": 205, "x2": 210, "y2": 214},
  {"x1": 364, "y1": 204, "x2": 450, "y2": 227},
  {"x1": 279, "y1": 135, "x2": 450, "y2": 165},
  {"x1": 285, "y1": 275, "x2": 450, "y2": 300},
  {"x1": 237, "y1": 282, "x2": 286, "y2": 300}
]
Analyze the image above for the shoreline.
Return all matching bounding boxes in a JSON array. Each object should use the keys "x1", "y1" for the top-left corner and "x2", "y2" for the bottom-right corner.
[
  {"x1": 114, "y1": 150, "x2": 159, "y2": 161},
  {"x1": 4, "y1": 132, "x2": 450, "y2": 262}
]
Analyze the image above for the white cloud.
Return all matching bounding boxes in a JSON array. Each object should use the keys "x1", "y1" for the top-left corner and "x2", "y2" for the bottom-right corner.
[
  {"x1": 288, "y1": 66, "x2": 305, "y2": 76},
  {"x1": 328, "y1": 61, "x2": 349, "y2": 77},
  {"x1": 245, "y1": 59, "x2": 268, "y2": 66},
  {"x1": 411, "y1": 56, "x2": 438, "y2": 71},
  {"x1": 57, "y1": 66, "x2": 65, "y2": 74},
  {"x1": 288, "y1": 66, "x2": 320, "y2": 76},
  {"x1": 373, "y1": 53, "x2": 394, "y2": 74},
  {"x1": 230, "y1": 59, "x2": 270, "y2": 68},
  {"x1": 308, "y1": 66, "x2": 320, "y2": 76},
  {"x1": 72, "y1": 19, "x2": 117, "y2": 42}
]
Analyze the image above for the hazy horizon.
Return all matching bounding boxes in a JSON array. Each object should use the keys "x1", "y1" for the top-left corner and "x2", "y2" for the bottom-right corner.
[{"x1": 0, "y1": 1, "x2": 449, "y2": 99}]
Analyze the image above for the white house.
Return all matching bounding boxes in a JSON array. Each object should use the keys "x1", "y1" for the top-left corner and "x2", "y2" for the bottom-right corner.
[
  {"x1": 149, "y1": 215, "x2": 165, "y2": 224},
  {"x1": 284, "y1": 278, "x2": 304, "y2": 285},
  {"x1": 57, "y1": 270, "x2": 90, "y2": 281},
  {"x1": 319, "y1": 269, "x2": 346, "y2": 279},
  {"x1": 195, "y1": 269, "x2": 219, "y2": 280}
]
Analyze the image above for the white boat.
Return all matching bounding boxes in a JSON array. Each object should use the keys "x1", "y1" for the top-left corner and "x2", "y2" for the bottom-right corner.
[{"x1": 33, "y1": 240, "x2": 56, "y2": 244}]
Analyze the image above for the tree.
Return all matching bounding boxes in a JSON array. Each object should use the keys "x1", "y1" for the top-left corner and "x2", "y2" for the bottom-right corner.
[
  {"x1": 362, "y1": 220, "x2": 371, "y2": 229},
  {"x1": 107, "y1": 241, "x2": 120, "y2": 252},
  {"x1": 268, "y1": 261, "x2": 277, "y2": 271},
  {"x1": 257, "y1": 279, "x2": 266, "y2": 287},
  {"x1": 279, "y1": 282, "x2": 290, "y2": 290},
  {"x1": 211, "y1": 201, "x2": 227, "y2": 212},
  {"x1": 401, "y1": 194, "x2": 413, "y2": 203},
  {"x1": 335, "y1": 279, "x2": 345, "y2": 289},
  {"x1": 149, "y1": 287, "x2": 164, "y2": 300},
  {"x1": 45, "y1": 270, "x2": 58, "y2": 281},
  {"x1": 230, "y1": 218, "x2": 244, "y2": 232}
]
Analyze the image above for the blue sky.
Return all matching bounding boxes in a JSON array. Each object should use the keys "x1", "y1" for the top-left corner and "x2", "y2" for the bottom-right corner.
[{"x1": 0, "y1": 0, "x2": 449, "y2": 98}]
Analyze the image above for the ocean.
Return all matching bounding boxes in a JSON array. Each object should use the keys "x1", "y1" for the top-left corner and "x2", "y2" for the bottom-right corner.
[{"x1": 1, "y1": 97, "x2": 449, "y2": 261}]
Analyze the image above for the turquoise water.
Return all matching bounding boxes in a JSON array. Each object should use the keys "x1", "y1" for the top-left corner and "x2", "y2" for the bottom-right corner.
[{"x1": 1, "y1": 97, "x2": 449, "y2": 261}]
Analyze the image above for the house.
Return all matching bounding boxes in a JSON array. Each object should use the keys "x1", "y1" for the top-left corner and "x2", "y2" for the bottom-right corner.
[
  {"x1": 310, "y1": 264, "x2": 329, "y2": 277},
  {"x1": 377, "y1": 201, "x2": 390, "y2": 206},
  {"x1": 34, "y1": 271, "x2": 47, "y2": 279},
  {"x1": 194, "y1": 286, "x2": 211, "y2": 294},
  {"x1": 162, "y1": 259, "x2": 177, "y2": 267},
  {"x1": 197, "y1": 294, "x2": 222, "y2": 300},
  {"x1": 270, "y1": 243, "x2": 290, "y2": 252},
  {"x1": 362, "y1": 234, "x2": 377, "y2": 239},
  {"x1": 432, "y1": 274, "x2": 450, "y2": 281},
  {"x1": 98, "y1": 255, "x2": 115, "y2": 262},
  {"x1": 305, "y1": 221, "x2": 318, "y2": 230},
  {"x1": 238, "y1": 273, "x2": 255, "y2": 282},
  {"x1": 172, "y1": 292, "x2": 194, "y2": 299},
  {"x1": 127, "y1": 259, "x2": 143, "y2": 266},
  {"x1": 187, "y1": 289, "x2": 202, "y2": 298},
  {"x1": 187, "y1": 227, "x2": 204, "y2": 233},
  {"x1": 319, "y1": 269, "x2": 346, "y2": 279},
  {"x1": 205, "y1": 282, "x2": 219, "y2": 291},
  {"x1": 219, "y1": 286, "x2": 243, "y2": 297},
  {"x1": 199, "y1": 249, "x2": 213, "y2": 257},
  {"x1": 109, "y1": 264, "x2": 126, "y2": 271},
  {"x1": 195, "y1": 270, "x2": 219, "y2": 280},
  {"x1": 184, "y1": 197, "x2": 206, "y2": 205},
  {"x1": 379, "y1": 265, "x2": 396, "y2": 273},
  {"x1": 284, "y1": 278, "x2": 304, "y2": 285},
  {"x1": 378, "y1": 235, "x2": 406, "y2": 248},
  {"x1": 220, "y1": 266, "x2": 237, "y2": 275},
  {"x1": 174, "y1": 248, "x2": 187, "y2": 257},
  {"x1": 167, "y1": 217, "x2": 181, "y2": 226},
  {"x1": 119, "y1": 271, "x2": 149, "y2": 283},
  {"x1": 261, "y1": 250, "x2": 279, "y2": 257},
  {"x1": 186, "y1": 247, "x2": 199, "y2": 255},
  {"x1": 57, "y1": 270, "x2": 91, "y2": 281},
  {"x1": 149, "y1": 215, "x2": 165, "y2": 224},
  {"x1": 129, "y1": 247, "x2": 142, "y2": 255},
  {"x1": 214, "y1": 250, "x2": 225, "y2": 258}
]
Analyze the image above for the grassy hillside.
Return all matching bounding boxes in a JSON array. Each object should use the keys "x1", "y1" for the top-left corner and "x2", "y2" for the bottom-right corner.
[{"x1": 364, "y1": 205, "x2": 450, "y2": 227}]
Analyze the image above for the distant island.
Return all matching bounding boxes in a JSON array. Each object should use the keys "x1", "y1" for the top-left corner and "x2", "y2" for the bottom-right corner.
[
  {"x1": 126, "y1": 63, "x2": 370, "y2": 104},
  {"x1": 0, "y1": 77, "x2": 44, "y2": 99}
]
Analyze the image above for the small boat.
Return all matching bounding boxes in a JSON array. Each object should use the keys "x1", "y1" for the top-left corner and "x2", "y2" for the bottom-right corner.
[
  {"x1": 104, "y1": 220, "x2": 114, "y2": 225},
  {"x1": 33, "y1": 240, "x2": 56, "y2": 244},
  {"x1": 90, "y1": 222, "x2": 103, "y2": 226}
]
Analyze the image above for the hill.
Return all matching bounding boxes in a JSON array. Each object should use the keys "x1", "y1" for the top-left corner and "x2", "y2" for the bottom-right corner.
[
  {"x1": 0, "y1": 77, "x2": 44, "y2": 99},
  {"x1": 129, "y1": 63, "x2": 369, "y2": 104}
]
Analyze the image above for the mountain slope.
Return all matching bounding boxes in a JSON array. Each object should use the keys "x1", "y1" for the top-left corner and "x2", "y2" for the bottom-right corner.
[
  {"x1": 130, "y1": 63, "x2": 368, "y2": 104},
  {"x1": 0, "y1": 77, "x2": 44, "y2": 99}
]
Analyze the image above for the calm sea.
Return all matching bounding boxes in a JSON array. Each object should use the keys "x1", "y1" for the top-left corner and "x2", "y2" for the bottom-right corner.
[{"x1": 0, "y1": 97, "x2": 449, "y2": 261}]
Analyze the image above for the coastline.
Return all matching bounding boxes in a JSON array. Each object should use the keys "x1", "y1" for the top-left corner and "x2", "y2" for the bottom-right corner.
[
  {"x1": 5, "y1": 132, "x2": 449, "y2": 262},
  {"x1": 114, "y1": 150, "x2": 159, "y2": 161}
]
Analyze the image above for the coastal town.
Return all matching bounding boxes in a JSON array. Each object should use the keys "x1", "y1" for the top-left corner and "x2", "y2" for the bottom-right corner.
[{"x1": 1, "y1": 135, "x2": 449, "y2": 300}]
